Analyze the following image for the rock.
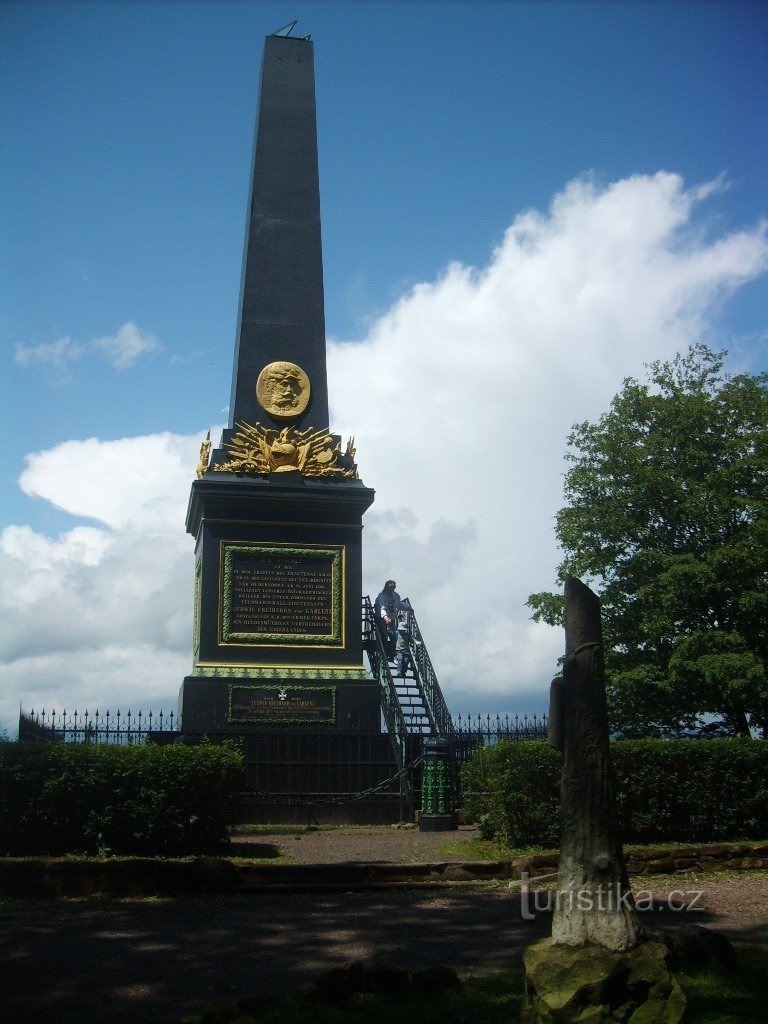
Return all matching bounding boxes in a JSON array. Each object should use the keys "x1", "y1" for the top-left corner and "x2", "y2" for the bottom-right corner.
[
  {"x1": 201, "y1": 991, "x2": 292, "y2": 1022},
  {"x1": 199, "y1": 1001, "x2": 239, "y2": 1023},
  {"x1": 410, "y1": 965, "x2": 462, "y2": 994},
  {"x1": 438, "y1": 865, "x2": 475, "y2": 881},
  {"x1": 293, "y1": 981, "x2": 319, "y2": 1000},
  {"x1": 235, "y1": 992, "x2": 288, "y2": 1015},
  {"x1": 523, "y1": 938, "x2": 686, "y2": 1024},
  {"x1": 365, "y1": 962, "x2": 412, "y2": 995},
  {"x1": 190, "y1": 858, "x2": 239, "y2": 891},
  {"x1": 313, "y1": 960, "x2": 367, "y2": 1000},
  {"x1": 645, "y1": 859, "x2": 676, "y2": 875},
  {"x1": 663, "y1": 926, "x2": 738, "y2": 975}
]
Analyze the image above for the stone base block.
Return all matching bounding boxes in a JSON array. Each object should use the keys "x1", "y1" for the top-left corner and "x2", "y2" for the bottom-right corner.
[
  {"x1": 522, "y1": 938, "x2": 686, "y2": 1024},
  {"x1": 418, "y1": 813, "x2": 458, "y2": 833},
  {"x1": 178, "y1": 674, "x2": 380, "y2": 734}
]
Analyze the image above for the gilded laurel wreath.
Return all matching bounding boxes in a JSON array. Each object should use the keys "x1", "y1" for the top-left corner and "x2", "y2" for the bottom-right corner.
[{"x1": 214, "y1": 422, "x2": 357, "y2": 479}]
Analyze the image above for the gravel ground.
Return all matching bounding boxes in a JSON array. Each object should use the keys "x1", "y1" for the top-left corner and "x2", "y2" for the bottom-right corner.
[
  {"x1": 234, "y1": 824, "x2": 481, "y2": 863},
  {"x1": 2, "y1": 870, "x2": 765, "y2": 1024}
]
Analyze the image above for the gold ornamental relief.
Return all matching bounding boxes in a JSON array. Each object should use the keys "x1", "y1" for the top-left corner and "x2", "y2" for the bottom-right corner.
[
  {"x1": 256, "y1": 361, "x2": 311, "y2": 420},
  {"x1": 215, "y1": 421, "x2": 358, "y2": 479}
]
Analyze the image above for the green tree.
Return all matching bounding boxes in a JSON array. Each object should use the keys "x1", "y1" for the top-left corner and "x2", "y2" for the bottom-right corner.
[{"x1": 528, "y1": 345, "x2": 768, "y2": 737}]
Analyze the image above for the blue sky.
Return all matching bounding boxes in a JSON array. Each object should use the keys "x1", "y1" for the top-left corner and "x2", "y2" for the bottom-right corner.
[{"x1": 1, "y1": 1, "x2": 766, "y2": 733}]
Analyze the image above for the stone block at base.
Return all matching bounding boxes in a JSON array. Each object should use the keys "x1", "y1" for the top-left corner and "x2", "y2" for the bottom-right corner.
[
  {"x1": 418, "y1": 813, "x2": 458, "y2": 832},
  {"x1": 522, "y1": 938, "x2": 686, "y2": 1024}
]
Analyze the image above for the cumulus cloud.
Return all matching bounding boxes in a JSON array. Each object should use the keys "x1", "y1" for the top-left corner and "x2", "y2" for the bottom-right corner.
[
  {"x1": 0, "y1": 435, "x2": 205, "y2": 732},
  {"x1": 2, "y1": 172, "x2": 767, "y2": 733},
  {"x1": 93, "y1": 322, "x2": 160, "y2": 370},
  {"x1": 19, "y1": 431, "x2": 205, "y2": 530},
  {"x1": 13, "y1": 322, "x2": 159, "y2": 378},
  {"x1": 328, "y1": 172, "x2": 768, "y2": 709}
]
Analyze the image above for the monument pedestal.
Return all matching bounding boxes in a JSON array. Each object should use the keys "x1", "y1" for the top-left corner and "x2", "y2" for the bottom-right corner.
[{"x1": 179, "y1": 470, "x2": 377, "y2": 735}]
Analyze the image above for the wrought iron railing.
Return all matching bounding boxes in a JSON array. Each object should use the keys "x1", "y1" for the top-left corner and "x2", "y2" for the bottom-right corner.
[
  {"x1": 451, "y1": 711, "x2": 548, "y2": 763},
  {"x1": 400, "y1": 602, "x2": 455, "y2": 743},
  {"x1": 362, "y1": 597, "x2": 410, "y2": 751},
  {"x1": 18, "y1": 707, "x2": 176, "y2": 745}
]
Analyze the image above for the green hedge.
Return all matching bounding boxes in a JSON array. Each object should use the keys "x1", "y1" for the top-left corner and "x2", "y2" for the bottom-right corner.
[
  {"x1": 461, "y1": 739, "x2": 768, "y2": 848},
  {"x1": 0, "y1": 742, "x2": 244, "y2": 856}
]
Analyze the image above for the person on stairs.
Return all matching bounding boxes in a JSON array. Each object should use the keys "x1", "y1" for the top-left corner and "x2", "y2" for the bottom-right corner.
[
  {"x1": 374, "y1": 579, "x2": 401, "y2": 659},
  {"x1": 395, "y1": 612, "x2": 422, "y2": 677}
]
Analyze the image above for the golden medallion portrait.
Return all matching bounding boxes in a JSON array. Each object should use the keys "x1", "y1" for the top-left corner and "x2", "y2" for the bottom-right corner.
[{"x1": 256, "y1": 361, "x2": 311, "y2": 420}]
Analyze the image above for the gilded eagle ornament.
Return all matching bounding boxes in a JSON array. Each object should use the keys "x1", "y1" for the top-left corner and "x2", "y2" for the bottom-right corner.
[{"x1": 215, "y1": 422, "x2": 358, "y2": 479}]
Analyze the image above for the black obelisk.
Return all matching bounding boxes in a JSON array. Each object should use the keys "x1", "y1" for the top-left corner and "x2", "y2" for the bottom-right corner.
[
  {"x1": 179, "y1": 31, "x2": 376, "y2": 741},
  {"x1": 229, "y1": 34, "x2": 328, "y2": 433}
]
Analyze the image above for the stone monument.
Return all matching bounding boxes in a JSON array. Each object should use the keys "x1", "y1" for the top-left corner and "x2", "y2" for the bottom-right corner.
[
  {"x1": 523, "y1": 578, "x2": 686, "y2": 1024},
  {"x1": 179, "y1": 31, "x2": 377, "y2": 736}
]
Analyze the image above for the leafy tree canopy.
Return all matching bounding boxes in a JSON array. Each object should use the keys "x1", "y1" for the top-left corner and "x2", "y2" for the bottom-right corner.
[{"x1": 528, "y1": 345, "x2": 768, "y2": 737}]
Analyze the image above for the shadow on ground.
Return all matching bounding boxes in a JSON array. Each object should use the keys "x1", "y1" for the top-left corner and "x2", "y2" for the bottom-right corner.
[{"x1": 0, "y1": 885, "x2": 760, "y2": 1024}]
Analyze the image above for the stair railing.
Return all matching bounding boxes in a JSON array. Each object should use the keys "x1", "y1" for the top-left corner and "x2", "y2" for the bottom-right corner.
[
  {"x1": 362, "y1": 597, "x2": 412, "y2": 784},
  {"x1": 400, "y1": 602, "x2": 456, "y2": 744}
]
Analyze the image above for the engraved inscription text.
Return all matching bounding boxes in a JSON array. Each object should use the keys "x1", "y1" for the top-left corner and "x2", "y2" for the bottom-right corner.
[{"x1": 230, "y1": 552, "x2": 333, "y2": 636}]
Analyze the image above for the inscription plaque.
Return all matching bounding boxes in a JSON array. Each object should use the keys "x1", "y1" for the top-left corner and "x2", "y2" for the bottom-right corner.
[
  {"x1": 221, "y1": 542, "x2": 344, "y2": 646},
  {"x1": 229, "y1": 684, "x2": 336, "y2": 724}
]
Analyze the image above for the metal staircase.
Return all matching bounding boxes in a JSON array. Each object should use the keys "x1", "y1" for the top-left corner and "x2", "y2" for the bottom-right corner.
[{"x1": 362, "y1": 596, "x2": 455, "y2": 773}]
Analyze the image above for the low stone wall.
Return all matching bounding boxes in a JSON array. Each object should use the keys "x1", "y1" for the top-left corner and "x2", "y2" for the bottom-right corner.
[
  {"x1": 508, "y1": 841, "x2": 768, "y2": 881},
  {"x1": 0, "y1": 842, "x2": 765, "y2": 898}
]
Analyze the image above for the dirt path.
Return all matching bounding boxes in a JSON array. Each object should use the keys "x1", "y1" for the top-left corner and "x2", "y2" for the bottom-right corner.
[
  {"x1": 2, "y1": 873, "x2": 765, "y2": 1024},
  {"x1": 234, "y1": 824, "x2": 480, "y2": 863}
]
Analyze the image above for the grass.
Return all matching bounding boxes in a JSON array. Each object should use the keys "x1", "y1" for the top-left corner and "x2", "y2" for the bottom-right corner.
[
  {"x1": 435, "y1": 837, "x2": 517, "y2": 861},
  {"x1": 204, "y1": 969, "x2": 525, "y2": 1024},
  {"x1": 678, "y1": 941, "x2": 768, "y2": 1024},
  {"x1": 436, "y1": 836, "x2": 768, "y2": 865},
  {"x1": 204, "y1": 944, "x2": 768, "y2": 1024}
]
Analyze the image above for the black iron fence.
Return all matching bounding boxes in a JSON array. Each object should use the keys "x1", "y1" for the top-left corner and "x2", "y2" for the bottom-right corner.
[
  {"x1": 18, "y1": 708, "x2": 177, "y2": 745},
  {"x1": 19, "y1": 707, "x2": 547, "y2": 751},
  {"x1": 451, "y1": 712, "x2": 548, "y2": 763}
]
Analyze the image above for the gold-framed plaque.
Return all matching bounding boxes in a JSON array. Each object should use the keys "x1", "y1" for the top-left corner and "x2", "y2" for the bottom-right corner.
[{"x1": 219, "y1": 541, "x2": 344, "y2": 648}]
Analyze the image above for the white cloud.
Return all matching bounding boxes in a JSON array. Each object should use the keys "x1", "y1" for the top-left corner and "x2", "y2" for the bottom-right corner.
[
  {"x1": 13, "y1": 322, "x2": 159, "y2": 379},
  {"x1": 92, "y1": 322, "x2": 160, "y2": 370},
  {"x1": 14, "y1": 336, "x2": 85, "y2": 369},
  {"x1": 329, "y1": 172, "x2": 768, "y2": 706},
  {"x1": 2, "y1": 172, "x2": 767, "y2": 734},
  {"x1": 18, "y1": 431, "x2": 205, "y2": 530}
]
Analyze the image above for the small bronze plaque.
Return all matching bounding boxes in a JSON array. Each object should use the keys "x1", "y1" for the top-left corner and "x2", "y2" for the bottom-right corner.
[{"x1": 229, "y1": 684, "x2": 336, "y2": 724}]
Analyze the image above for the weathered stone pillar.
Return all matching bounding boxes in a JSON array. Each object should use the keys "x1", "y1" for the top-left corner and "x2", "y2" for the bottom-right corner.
[
  {"x1": 523, "y1": 578, "x2": 686, "y2": 1024},
  {"x1": 551, "y1": 576, "x2": 640, "y2": 951}
]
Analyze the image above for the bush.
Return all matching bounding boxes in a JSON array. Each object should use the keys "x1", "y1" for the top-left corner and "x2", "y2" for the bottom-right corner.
[
  {"x1": 0, "y1": 741, "x2": 244, "y2": 856},
  {"x1": 462, "y1": 742, "x2": 562, "y2": 849},
  {"x1": 461, "y1": 739, "x2": 768, "y2": 848}
]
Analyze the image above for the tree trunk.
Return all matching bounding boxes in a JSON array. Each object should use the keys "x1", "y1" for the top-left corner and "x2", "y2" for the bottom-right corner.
[
  {"x1": 725, "y1": 706, "x2": 752, "y2": 737},
  {"x1": 551, "y1": 577, "x2": 641, "y2": 952}
]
